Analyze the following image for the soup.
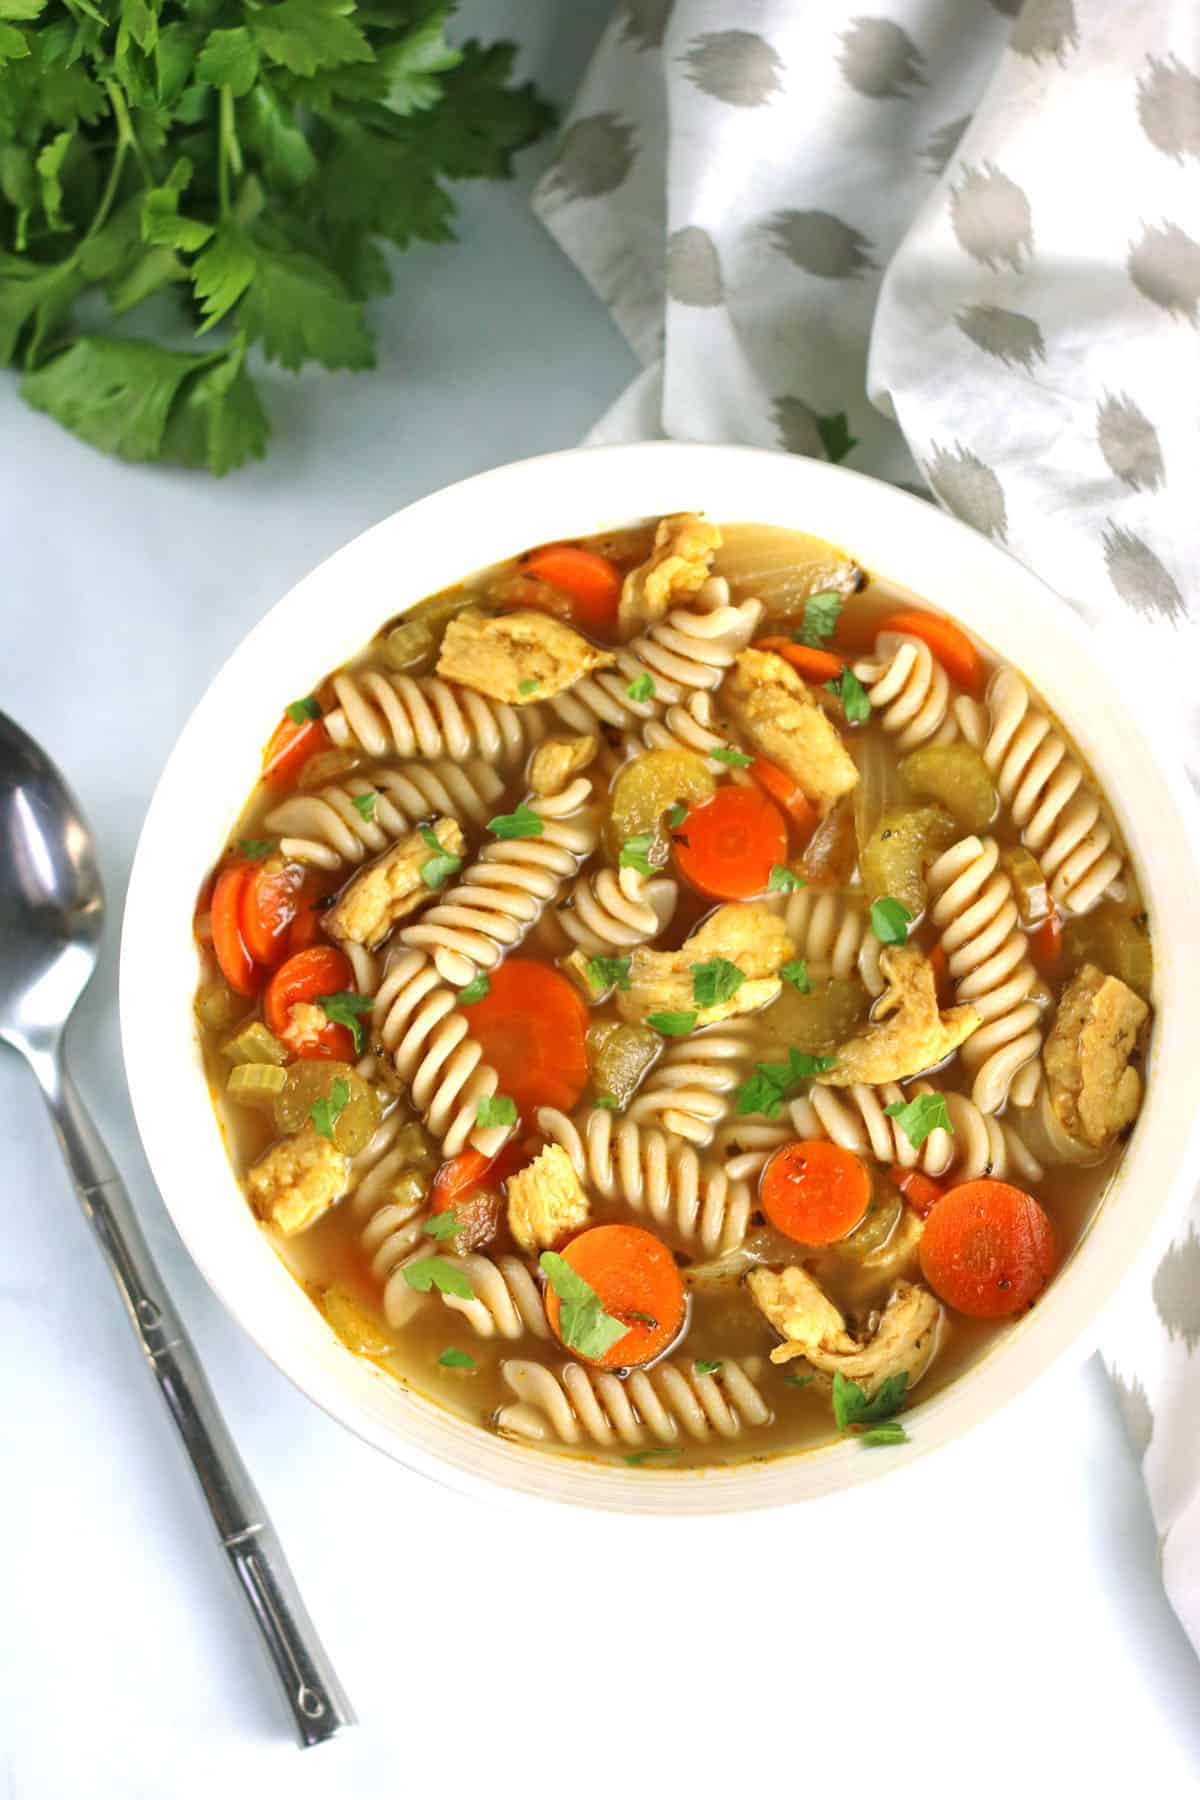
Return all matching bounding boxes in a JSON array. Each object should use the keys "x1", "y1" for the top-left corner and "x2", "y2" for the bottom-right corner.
[{"x1": 192, "y1": 516, "x2": 1153, "y2": 1469}]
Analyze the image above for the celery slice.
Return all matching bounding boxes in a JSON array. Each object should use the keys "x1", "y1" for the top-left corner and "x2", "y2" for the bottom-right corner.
[
  {"x1": 227, "y1": 1062, "x2": 289, "y2": 1107},
  {"x1": 222, "y1": 1020, "x2": 288, "y2": 1066}
]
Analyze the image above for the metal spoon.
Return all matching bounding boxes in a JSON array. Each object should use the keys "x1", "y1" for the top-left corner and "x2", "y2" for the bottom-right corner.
[{"x1": 0, "y1": 710, "x2": 354, "y2": 1747}]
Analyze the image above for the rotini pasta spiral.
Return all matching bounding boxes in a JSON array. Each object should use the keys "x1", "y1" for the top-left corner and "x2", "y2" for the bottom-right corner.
[
  {"x1": 982, "y1": 666, "x2": 1124, "y2": 913},
  {"x1": 538, "y1": 1106, "x2": 752, "y2": 1254},
  {"x1": 440, "y1": 1254, "x2": 551, "y2": 1340},
  {"x1": 640, "y1": 690, "x2": 740, "y2": 771},
  {"x1": 853, "y1": 633, "x2": 987, "y2": 752},
  {"x1": 373, "y1": 948, "x2": 509, "y2": 1156},
  {"x1": 547, "y1": 582, "x2": 763, "y2": 736},
  {"x1": 926, "y1": 835, "x2": 1044, "y2": 1113},
  {"x1": 558, "y1": 864, "x2": 678, "y2": 956},
  {"x1": 775, "y1": 887, "x2": 885, "y2": 994},
  {"x1": 400, "y1": 779, "x2": 598, "y2": 987},
  {"x1": 629, "y1": 1021, "x2": 757, "y2": 1146},
  {"x1": 264, "y1": 760, "x2": 505, "y2": 870},
  {"x1": 323, "y1": 670, "x2": 547, "y2": 764},
  {"x1": 345, "y1": 1109, "x2": 434, "y2": 1327},
  {"x1": 496, "y1": 1356, "x2": 771, "y2": 1448}
]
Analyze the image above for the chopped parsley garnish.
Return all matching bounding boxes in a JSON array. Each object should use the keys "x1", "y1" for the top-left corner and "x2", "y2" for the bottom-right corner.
[
  {"x1": 862, "y1": 1422, "x2": 909, "y2": 1447},
  {"x1": 310, "y1": 1077, "x2": 350, "y2": 1141},
  {"x1": 693, "y1": 1358, "x2": 722, "y2": 1377},
  {"x1": 619, "y1": 833, "x2": 660, "y2": 877},
  {"x1": 286, "y1": 696, "x2": 322, "y2": 725},
  {"x1": 711, "y1": 744, "x2": 753, "y2": 769},
  {"x1": 794, "y1": 591, "x2": 842, "y2": 648},
  {"x1": 487, "y1": 802, "x2": 544, "y2": 840},
  {"x1": 351, "y1": 790, "x2": 378, "y2": 822},
  {"x1": 624, "y1": 1446, "x2": 682, "y2": 1467},
  {"x1": 317, "y1": 991, "x2": 374, "y2": 1054},
  {"x1": 768, "y1": 864, "x2": 804, "y2": 894},
  {"x1": 587, "y1": 954, "x2": 632, "y2": 992},
  {"x1": 403, "y1": 1257, "x2": 475, "y2": 1300},
  {"x1": 425, "y1": 1211, "x2": 464, "y2": 1241},
  {"x1": 832, "y1": 1370, "x2": 908, "y2": 1434},
  {"x1": 666, "y1": 803, "x2": 689, "y2": 830},
  {"x1": 419, "y1": 827, "x2": 463, "y2": 889},
  {"x1": 647, "y1": 1010, "x2": 697, "y2": 1037},
  {"x1": 437, "y1": 1347, "x2": 477, "y2": 1370},
  {"x1": 518, "y1": 678, "x2": 541, "y2": 696},
  {"x1": 824, "y1": 666, "x2": 872, "y2": 725},
  {"x1": 691, "y1": 957, "x2": 745, "y2": 1009},
  {"x1": 593, "y1": 1095, "x2": 619, "y2": 1110},
  {"x1": 870, "y1": 896, "x2": 912, "y2": 944},
  {"x1": 784, "y1": 1372, "x2": 815, "y2": 1390},
  {"x1": 238, "y1": 838, "x2": 274, "y2": 861},
  {"x1": 885, "y1": 1091, "x2": 953, "y2": 1149},
  {"x1": 780, "y1": 959, "x2": 811, "y2": 994},
  {"x1": 626, "y1": 673, "x2": 656, "y2": 703},
  {"x1": 539, "y1": 1252, "x2": 630, "y2": 1360},
  {"x1": 458, "y1": 973, "x2": 491, "y2": 1006},
  {"x1": 734, "y1": 1048, "x2": 836, "y2": 1118},
  {"x1": 476, "y1": 1095, "x2": 518, "y2": 1129}
]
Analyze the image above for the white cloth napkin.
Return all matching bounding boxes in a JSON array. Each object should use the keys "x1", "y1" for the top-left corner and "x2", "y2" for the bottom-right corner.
[{"x1": 532, "y1": 0, "x2": 1200, "y2": 1656}]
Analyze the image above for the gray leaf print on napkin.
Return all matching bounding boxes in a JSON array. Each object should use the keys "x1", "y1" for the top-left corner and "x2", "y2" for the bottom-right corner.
[
  {"x1": 682, "y1": 30, "x2": 783, "y2": 106},
  {"x1": 926, "y1": 443, "x2": 1008, "y2": 540},
  {"x1": 838, "y1": 17, "x2": 925, "y2": 98},
  {"x1": 956, "y1": 303, "x2": 1045, "y2": 369},
  {"x1": 541, "y1": 114, "x2": 638, "y2": 203},
  {"x1": 1097, "y1": 393, "x2": 1165, "y2": 492},
  {"x1": 950, "y1": 164, "x2": 1034, "y2": 271},
  {"x1": 666, "y1": 227, "x2": 723, "y2": 306},
  {"x1": 1011, "y1": 0, "x2": 1078, "y2": 65},
  {"x1": 765, "y1": 210, "x2": 876, "y2": 279},
  {"x1": 1127, "y1": 222, "x2": 1200, "y2": 321},
  {"x1": 1137, "y1": 54, "x2": 1200, "y2": 161},
  {"x1": 924, "y1": 114, "x2": 971, "y2": 176},
  {"x1": 1110, "y1": 1369, "x2": 1155, "y2": 1459},
  {"x1": 619, "y1": 0, "x2": 674, "y2": 51},
  {"x1": 1103, "y1": 524, "x2": 1185, "y2": 623},
  {"x1": 771, "y1": 397, "x2": 825, "y2": 459},
  {"x1": 1153, "y1": 1230, "x2": 1200, "y2": 1349},
  {"x1": 985, "y1": 0, "x2": 1021, "y2": 15}
]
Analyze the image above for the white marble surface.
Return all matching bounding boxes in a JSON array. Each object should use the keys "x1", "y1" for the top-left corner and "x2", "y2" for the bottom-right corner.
[{"x1": 1, "y1": 3, "x2": 1198, "y2": 1792}]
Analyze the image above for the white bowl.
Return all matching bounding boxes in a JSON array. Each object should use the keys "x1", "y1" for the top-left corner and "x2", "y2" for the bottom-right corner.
[{"x1": 121, "y1": 442, "x2": 1200, "y2": 1514}]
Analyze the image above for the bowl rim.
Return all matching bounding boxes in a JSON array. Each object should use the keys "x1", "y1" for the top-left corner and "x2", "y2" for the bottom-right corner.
[{"x1": 120, "y1": 440, "x2": 1200, "y2": 1516}]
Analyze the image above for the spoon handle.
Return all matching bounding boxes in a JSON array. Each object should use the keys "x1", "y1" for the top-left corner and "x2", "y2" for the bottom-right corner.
[{"x1": 33, "y1": 1048, "x2": 355, "y2": 1747}]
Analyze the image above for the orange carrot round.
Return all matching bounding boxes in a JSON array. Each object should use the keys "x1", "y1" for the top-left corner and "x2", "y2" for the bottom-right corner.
[
  {"x1": 522, "y1": 545, "x2": 622, "y2": 635},
  {"x1": 262, "y1": 713, "x2": 327, "y2": 791},
  {"x1": 890, "y1": 1166, "x2": 945, "y2": 1218},
  {"x1": 462, "y1": 959, "x2": 589, "y2": 1116},
  {"x1": 264, "y1": 944, "x2": 356, "y2": 1059},
  {"x1": 672, "y1": 784, "x2": 788, "y2": 900},
  {"x1": 1029, "y1": 909, "x2": 1064, "y2": 976},
  {"x1": 241, "y1": 859, "x2": 307, "y2": 966},
  {"x1": 760, "y1": 1139, "x2": 872, "y2": 1245},
  {"x1": 211, "y1": 864, "x2": 262, "y2": 996},
  {"x1": 919, "y1": 1178, "x2": 1056, "y2": 1317},
  {"x1": 755, "y1": 636, "x2": 846, "y2": 683},
  {"x1": 879, "y1": 610, "x2": 985, "y2": 699},
  {"x1": 545, "y1": 1224, "x2": 686, "y2": 1369},
  {"x1": 748, "y1": 755, "x2": 819, "y2": 842}
]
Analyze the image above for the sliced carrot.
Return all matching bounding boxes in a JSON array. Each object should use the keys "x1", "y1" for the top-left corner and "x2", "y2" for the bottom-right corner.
[
  {"x1": 748, "y1": 755, "x2": 819, "y2": 843},
  {"x1": 284, "y1": 877, "x2": 331, "y2": 953},
  {"x1": 879, "y1": 610, "x2": 985, "y2": 699},
  {"x1": 263, "y1": 713, "x2": 327, "y2": 792},
  {"x1": 429, "y1": 1141, "x2": 524, "y2": 1252},
  {"x1": 890, "y1": 1166, "x2": 946, "y2": 1218},
  {"x1": 760, "y1": 1139, "x2": 872, "y2": 1245},
  {"x1": 755, "y1": 636, "x2": 846, "y2": 683},
  {"x1": 461, "y1": 959, "x2": 589, "y2": 1117},
  {"x1": 211, "y1": 865, "x2": 262, "y2": 997},
  {"x1": 263, "y1": 944, "x2": 356, "y2": 1060},
  {"x1": 523, "y1": 545, "x2": 622, "y2": 635},
  {"x1": 672, "y1": 784, "x2": 788, "y2": 900},
  {"x1": 919, "y1": 1178, "x2": 1056, "y2": 1318},
  {"x1": 545, "y1": 1224, "x2": 685, "y2": 1369},
  {"x1": 240, "y1": 858, "x2": 307, "y2": 966},
  {"x1": 1029, "y1": 909, "x2": 1064, "y2": 976}
]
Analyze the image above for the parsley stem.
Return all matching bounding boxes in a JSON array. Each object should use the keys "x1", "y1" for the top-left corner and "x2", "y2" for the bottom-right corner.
[
  {"x1": 86, "y1": 84, "x2": 138, "y2": 242},
  {"x1": 218, "y1": 86, "x2": 243, "y2": 216}
]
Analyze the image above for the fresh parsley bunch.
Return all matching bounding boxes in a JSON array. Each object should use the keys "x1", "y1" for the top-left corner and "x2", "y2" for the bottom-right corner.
[{"x1": 0, "y1": 0, "x2": 553, "y2": 471}]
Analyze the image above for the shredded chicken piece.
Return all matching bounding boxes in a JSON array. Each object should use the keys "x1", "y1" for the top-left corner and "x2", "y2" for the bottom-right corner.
[
  {"x1": 246, "y1": 1127, "x2": 349, "y2": 1235},
  {"x1": 323, "y1": 817, "x2": 464, "y2": 949},
  {"x1": 747, "y1": 1266, "x2": 943, "y2": 1396},
  {"x1": 1043, "y1": 962, "x2": 1149, "y2": 1148},
  {"x1": 528, "y1": 733, "x2": 598, "y2": 797},
  {"x1": 619, "y1": 513, "x2": 723, "y2": 634},
  {"x1": 507, "y1": 1144, "x2": 591, "y2": 1253},
  {"x1": 437, "y1": 608, "x2": 613, "y2": 704},
  {"x1": 818, "y1": 946, "x2": 979, "y2": 1086},
  {"x1": 722, "y1": 648, "x2": 859, "y2": 816},
  {"x1": 616, "y1": 901, "x2": 794, "y2": 1028},
  {"x1": 280, "y1": 1001, "x2": 331, "y2": 1056}
]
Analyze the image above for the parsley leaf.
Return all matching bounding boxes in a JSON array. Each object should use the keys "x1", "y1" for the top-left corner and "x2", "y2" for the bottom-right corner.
[
  {"x1": 249, "y1": 0, "x2": 373, "y2": 81},
  {"x1": 795, "y1": 591, "x2": 843, "y2": 648},
  {"x1": 476, "y1": 1094, "x2": 517, "y2": 1129},
  {"x1": 870, "y1": 897, "x2": 912, "y2": 944},
  {"x1": 310, "y1": 1076, "x2": 350, "y2": 1140},
  {"x1": 734, "y1": 1048, "x2": 836, "y2": 1118},
  {"x1": 768, "y1": 864, "x2": 803, "y2": 894},
  {"x1": 831, "y1": 1370, "x2": 908, "y2": 1433},
  {"x1": 647, "y1": 1010, "x2": 696, "y2": 1037},
  {"x1": 539, "y1": 1252, "x2": 630, "y2": 1360},
  {"x1": 862, "y1": 1422, "x2": 909, "y2": 1447},
  {"x1": 825, "y1": 666, "x2": 871, "y2": 725},
  {"x1": 711, "y1": 744, "x2": 753, "y2": 769},
  {"x1": 619, "y1": 833, "x2": 660, "y2": 877},
  {"x1": 403, "y1": 1256, "x2": 474, "y2": 1300},
  {"x1": 624, "y1": 1446, "x2": 681, "y2": 1466},
  {"x1": 784, "y1": 1372, "x2": 815, "y2": 1389},
  {"x1": 316, "y1": 990, "x2": 373, "y2": 1054},
  {"x1": 884, "y1": 1091, "x2": 953, "y2": 1149},
  {"x1": 287, "y1": 695, "x2": 322, "y2": 725},
  {"x1": 238, "y1": 838, "x2": 274, "y2": 860},
  {"x1": 351, "y1": 789, "x2": 377, "y2": 822},
  {"x1": 691, "y1": 957, "x2": 745, "y2": 1009},
  {"x1": 666, "y1": 803, "x2": 689, "y2": 830},
  {"x1": 425, "y1": 1210, "x2": 463, "y2": 1241},
  {"x1": 518, "y1": 678, "x2": 540, "y2": 695},
  {"x1": 458, "y1": 973, "x2": 490, "y2": 1005},
  {"x1": 420, "y1": 826, "x2": 463, "y2": 888},
  {"x1": 780, "y1": 959, "x2": 811, "y2": 994},
  {"x1": 437, "y1": 1346, "x2": 476, "y2": 1370},
  {"x1": 587, "y1": 954, "x2": 631, "y2": 992},
  {"x1": 816, "y1": 411, "x2": 859, "y2": 465},
  {"x1": 487, "y1": 802, "x2": 544, "y2": 840},
  {"x1": 693, "y1": 1358, "x2": 722, "y2": 1377},
  {"x1": 626, "y1": 673, "x2": 655, "y2": 703},
  {"x1": 593, "y1": 1095, "x2": 619, "y2": 1110}
]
